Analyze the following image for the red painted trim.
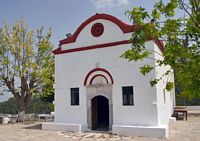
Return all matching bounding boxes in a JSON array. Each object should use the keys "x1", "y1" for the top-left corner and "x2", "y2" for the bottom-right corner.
[
  {"x1": 154, "y1": 39, "x2": 164, "y2": 51},
  {"x1": 148, "y1": 36, "x2": 164, "y2": 51},
  {"x1": 84, "y1": 68, "x2": 114, "y2": 86},
  {"x1": 89, "y1": 74, "x2": 109, "y2": 85},
  {"x1": 52, "y1": 39, "x2": 164, "y2": 55},
  {"x1": 53, "y1": 40, "x2": 130, "y2": 55},
  {"x1": 53, "y1": 14, "x2": 164, "y2": 55},
  {"x1": 59, "y1": 13, "x2": 135, "y2": 45}
]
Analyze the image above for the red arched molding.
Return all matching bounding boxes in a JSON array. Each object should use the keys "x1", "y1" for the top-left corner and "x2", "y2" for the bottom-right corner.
[
  {"x1": 89, "y1": 74, "x2": 109, "y2": 85},
  {"x1": 53, "y1": 13, "x2": 164, "y2": 55},
  {"x1": 84, "y1": 68, "x2": 114, "y2": 86},
  {"x1": 59, "y1": 13, "x2": 135, "y2": 45}
]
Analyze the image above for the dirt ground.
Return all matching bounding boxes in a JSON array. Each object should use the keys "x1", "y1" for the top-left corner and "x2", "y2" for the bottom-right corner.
[{"x1": 0, "y1": 115, "x2": 199, "y2": 141}]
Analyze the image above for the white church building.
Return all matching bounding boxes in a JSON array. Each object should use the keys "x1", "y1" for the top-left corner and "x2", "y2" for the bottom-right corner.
[{"x1": 42, "y1": 13, "x2": 175, "y2": 138}]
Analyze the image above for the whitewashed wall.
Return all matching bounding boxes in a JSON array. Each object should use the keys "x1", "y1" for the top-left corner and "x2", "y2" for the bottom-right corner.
[
  {"x1": 54, "y1": 42, "x2": 160, "y2": 127},
  {"x1": 61, "y1": 19, "x2": 130, "y2": 50},
  {"x1": 54, "y1": 18, "x2": 174, "y2": 128},
  {"x1": 153, "y1": 43, "x2": 175, "y2": 125}
]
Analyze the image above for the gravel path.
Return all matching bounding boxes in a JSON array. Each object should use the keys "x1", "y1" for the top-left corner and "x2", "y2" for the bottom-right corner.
[{"x1": 0, "y1": 115, "x2": 199, "y2": 141}]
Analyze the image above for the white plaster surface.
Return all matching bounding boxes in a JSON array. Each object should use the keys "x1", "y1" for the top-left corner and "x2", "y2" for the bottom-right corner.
[
  {"x1": 112, "y1": 124, "x2": 168, "y2": 138},
  {"x1": 49, "y1": 15, "x2": 175, "y2": 138},
  {"x1": 42, "y1": 122, "x2": 82, "y2": 132}
]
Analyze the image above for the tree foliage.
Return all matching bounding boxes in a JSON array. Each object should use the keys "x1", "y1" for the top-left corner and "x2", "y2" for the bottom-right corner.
[
  {"x1": 0, "y1": 19, "x2": 54, "y2": 121},
  {"x1": 122, "y1": 0, "x2": 200, "y2": 98},
  {"x1": 0, "y1": 95, "x2": 54, "y2": 114},
  {"x1": 39, "y1": 75, "x2": 54, "y2": 102}
]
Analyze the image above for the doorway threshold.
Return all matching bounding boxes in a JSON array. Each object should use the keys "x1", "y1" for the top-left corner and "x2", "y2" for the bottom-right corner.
[{"x1": 85, "y1": 129, "x2": 112, "y2": 134}]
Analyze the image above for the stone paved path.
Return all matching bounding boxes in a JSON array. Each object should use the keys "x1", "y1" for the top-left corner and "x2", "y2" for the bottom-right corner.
[
  {"x1": 0, "y1": 115, "x2": 200, "y2": 141},
  {"x1": 58, "y1": 115, "x2": 200, "y2": 141},
  {"x1": 59, "y1": 131, "x2": 136, "y2": 141}
]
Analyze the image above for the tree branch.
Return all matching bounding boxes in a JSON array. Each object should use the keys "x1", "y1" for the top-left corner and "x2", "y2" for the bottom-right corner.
[{"x1": 180, "y1": 0, "x2": 200, "y2": 29}]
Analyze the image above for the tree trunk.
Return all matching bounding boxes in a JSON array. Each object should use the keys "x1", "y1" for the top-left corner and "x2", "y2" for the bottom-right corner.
[
  {"x1": 16, "y1": 93, "x2": 32, "y2": 122},
  {"x1": 17, "y1": 99, "x2": 26, "y2": 122},
  {"x1": 18, "y1": 110, "x2": 25, "y2": 122}
]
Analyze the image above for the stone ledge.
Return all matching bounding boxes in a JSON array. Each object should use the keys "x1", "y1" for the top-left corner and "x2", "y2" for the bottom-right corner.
[
  {"x1": 112, "y1": 124, "x2": 168, "y2": 138},
  {"x1": 42, "y1": 122, "x2": 82, "y2": 132}
]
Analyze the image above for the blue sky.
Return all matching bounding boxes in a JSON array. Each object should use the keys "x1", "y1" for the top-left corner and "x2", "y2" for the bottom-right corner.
[
  {"x1": 0, "y1": 0, "x2": 184, "y2": 102},
  {"x1": 0, "y1": 0, "x2": 158, "y2": 47}
]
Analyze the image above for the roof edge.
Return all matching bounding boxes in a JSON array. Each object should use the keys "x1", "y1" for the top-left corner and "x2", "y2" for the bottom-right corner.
[
  {"x1": 59, "y1": 13, "x2": 136, "y2": 45},
  {"x1": 52, "y1": 39, "x2": 164, "y2": 55}
]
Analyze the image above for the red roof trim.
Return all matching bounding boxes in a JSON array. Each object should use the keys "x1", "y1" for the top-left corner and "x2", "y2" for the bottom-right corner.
[
  {"x1": 84, "y1": 68, "x2": 114, "y2": 86},
  {"x1": 53, "y1": 40, "x2": 130, "y2": 55},
  {"x1": 53, "y1": 39, "x2": 164, "y2": 55},
  {"x1": 53, "y1": 14, "x2": 164, "y2": 55},
  {"x1": 154, "y1": 39, "x2": 164, "y2": 51},
  {"x1": 59, "y1": 13, "x2": 135, "y2": 45},
  {"x1": 148, "y1": 36, "x2": 164, "y2": 51}
]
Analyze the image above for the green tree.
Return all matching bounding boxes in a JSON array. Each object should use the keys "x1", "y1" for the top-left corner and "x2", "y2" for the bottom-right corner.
[
  {"x1": 39, "y1": 75, "x2": 54, "y2": 103},
  {"x1": 0, "y1": 98, "x2": 18, "y2": 114},
  {"x1": 122, "y1": 0, "x2": 200, "y2": 98},
  {"x1": 0, "y1": 96, "x2": 54, "y2": 115},
  {"x1": 0, "y1": 19, "x2": 54, "y2": 121}
]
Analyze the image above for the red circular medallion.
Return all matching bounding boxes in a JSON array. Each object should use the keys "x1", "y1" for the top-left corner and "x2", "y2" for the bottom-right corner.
[{"x1": 91, "y1": 23, "x2": 104, "y2": 37}]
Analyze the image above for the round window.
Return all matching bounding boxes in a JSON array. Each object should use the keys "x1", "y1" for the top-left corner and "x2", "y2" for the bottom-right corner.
[{"x1": 91, "y1": 23, "x2": 104, "y2": 37}]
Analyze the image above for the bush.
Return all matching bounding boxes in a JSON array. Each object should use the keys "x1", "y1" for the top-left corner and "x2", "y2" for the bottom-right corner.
[
  {"x1": 0, "y1": 95, "x2": 54, "y2": 114},
  {"x1": 0, "y1": 98, "x2": 18, "y2": 114},
  {"x1": 176, "y1": 94, "x2": 200, "y2": 106}
]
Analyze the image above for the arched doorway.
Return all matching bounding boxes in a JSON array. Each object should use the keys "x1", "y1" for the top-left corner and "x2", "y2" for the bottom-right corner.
[{"x1": 91, "y1": 95, "x2": 109, "y2": 131}]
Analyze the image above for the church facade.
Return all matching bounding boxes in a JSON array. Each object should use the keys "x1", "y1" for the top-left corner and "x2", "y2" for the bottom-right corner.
[{"x1": 42, "y1": 13, "x2": 175, "y2": 138}]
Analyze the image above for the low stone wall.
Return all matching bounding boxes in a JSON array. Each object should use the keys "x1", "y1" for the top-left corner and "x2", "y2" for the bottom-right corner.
[
  {"x1": 186, "y1": 106, "x2": 200, "y2": 110},
  {"x1": 186, "y1": 106, "x2": 200, "y2": 115}
]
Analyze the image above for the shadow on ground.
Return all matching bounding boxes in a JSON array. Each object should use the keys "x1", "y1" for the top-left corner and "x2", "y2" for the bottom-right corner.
[{"x1": 23, "y1": 124, "x2": 42, "y2": 130}]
